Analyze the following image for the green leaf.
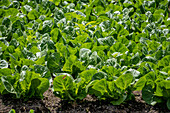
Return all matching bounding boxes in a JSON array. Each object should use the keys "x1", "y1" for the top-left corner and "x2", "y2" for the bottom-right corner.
[
  {"x1": 5, "y1": 8, "x2": 19, "y2": 16},
  {"x1": 80, "y1": 69, "x2": 97, "y2": 83},
  {"x1": 1, "y1": 76, "x2": 20, "y2": 98},
  {"x1": 30, "y1": 46, "x2": 40, "y2": 54},
  {"x1": 117, "y1": 36, "x2": 129, "y2": 46},
  {"x1": 74, "y1": 78, "x2": 87, "y2": 100},
  {"x1": 147, "y1": 40, "x2": 160, "y2": 52},
  {"x1": 79, "y1": 48, "x2": 91, "y2": 61},
  {"x1": 0, "y1": 25, "x2": 6, "y2": 36},
  {"x1": 0, "y1": 60, "x2": 8, "y2": 68},
  {"x1": 28, "y1": 9, "x2": 39, "y2": 20},
  {"x1": 162, "y1": 66, "x2": 170, "y2": 73},
  {"x1": 29, "y1": 78, "x2": 41, "y2": 97},
  {"x1": 36, "y1": 78, "x2": 49, "y2": 95},
  {"x1": 110, "y1": 42, "x2": 128, "y2": 53},
  {"x1": 12, "y1": 20, "x2": 24, "y2": 32},
  {"x1": 71, "y1": 61, "x2": 85, "y2": 78},
  {"x1": 92, "y1": 71, "x2": 108, "y2": 81},
  {"x1": 131, "y1": 52, "x2": 140, "y2": 64},
  {"x1": 47, "y1": 52, "x2": 61, "y2": 73},
  {"x1": 107, "y1": 81, "x2": 116, "y2": 93},
  {"x1": 111, "y1": 94, "x2": 127, "y2": 105},
  {"x1": 0, "y1": 41, "x2": 7, "y2": 51},
  {"x1": 35, "y1": 56, "x2": 45, "y2": 65},
  {"x1": 105, "y1": 58, "x2": 117, "y2": 66},
  {"x1": 1, "y1": 76, "x2": 14, "y2": 93},
  {"x1": 97, "y1": 36, "x2": 115, "y2": 46},
  {"x1": 142, "y1": 56, "x2": 157, "y2": 64},
  {"x1": 0, "y1": 68, "x2": 11, "y2": 76},
  {"x1": 116, "y1": 74, "x2": 133, "y2": 90},
  {"x1": 92, "y1": 79, "x2": 108, "y2": 95},
  {"x1": 124, "y1": 69, "x2": 140, "y2": 78},
  {"x1": 55, "y1": 43, "x2": 68, "y2": 57},
  {"x1": 22, "y1": 59, "x2": 35, "y2": 66},
  {"x1": 34, "y1": 65, "x2": 51, "y2": 78},
  {"x1": 29, "y1": 78, "x2": 49, "y2": 98},
  {"x1": 53, "y1": 75, "x2": 74, "y2": 100},
  {"x1": 2, "y1": 17, "x2": 11, "y2": 28},
  {"x1": 85, "y1": 80, "x2": 98, "y2": 93},
  {"x1": 145, "y1": 71, "x2": 156, "y2": 87},
  {"x1": 21, "y1": 71, "x2": 40, "y2": 86},
  {"x1": 158, "y1": 55, "x2": 170, "y2": 67},
  {"x1": 22, "y1": 48, "x2": 36, "y2": 61},
  {"x1": 142, "y1": 85, "x2": 156, "y2": 105},
  {"x1": 134, "y1": 77, "x2": 146, "y2": 91},
  {"x1": 161, "y1": 80, "x2": 170, "y2": 89},
  {"x1": 49, "y1": 0, "x2": 61, "y2": 6},
  {"x1": 92, "y1": 45, "x2": 109, "y2": 52},
  {"x1": 155, "y1": 82, "x2": 163, "y2": 96},
  {"x1": 101, "y1": 66, "x2": 121, "y2": 79},
  {"x1": 63, "y1": 55, "x2": 77, "y2": 72},
  {"x1": 137, "y1": 62, "x2": 157, "y2": 76},
  {"x1": 50, "y1": 28, "x2": 60, "y2": 43},
  {"x1": 89, "y1": 51, "x2": 101, "y2": 65},
  {"x1": 0, "y1": 0, "x2": 10, "y2": 6}
]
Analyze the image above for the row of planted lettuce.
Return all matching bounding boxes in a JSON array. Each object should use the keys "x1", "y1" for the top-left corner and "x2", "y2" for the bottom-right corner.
[{"x1": 0, "y1": 0, "x2": 170, "y2": 110}]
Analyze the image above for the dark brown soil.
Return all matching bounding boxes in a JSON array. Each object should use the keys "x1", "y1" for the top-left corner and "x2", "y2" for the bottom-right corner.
[{"x1": 0, "y1": 89, "x2": 169, "y2": 113}]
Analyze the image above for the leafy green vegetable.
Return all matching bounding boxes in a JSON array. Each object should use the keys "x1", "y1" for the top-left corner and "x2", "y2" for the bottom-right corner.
[
  {"x1": 0, "y1": 70, "x2": 49, "y2": 99},
  {"x1": 0, "y1": 60, "x2": 8, "y2": 68},
  {"x1": 142, "y1": 85, "x2": 156, "y2": 105},
  {"x1": 0, "y1": 0, "x2": 170, "y2": 109},
  {"x1": 53, "y1": 75, "x2": 74, "y2": 100},
  {"x1": 116, "y1": 74, "x2": 133, "y2": 90}
]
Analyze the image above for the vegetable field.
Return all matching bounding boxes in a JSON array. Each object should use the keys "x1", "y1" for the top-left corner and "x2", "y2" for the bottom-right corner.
[{"x1": 0, "y1": 0, "x2": 170, "y2": 112}]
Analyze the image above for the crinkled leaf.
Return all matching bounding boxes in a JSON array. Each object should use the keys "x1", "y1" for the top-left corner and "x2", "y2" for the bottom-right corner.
[
  {"x1": 28, "y1": 9, "x2": 39, "y2": 20},
  {"x1": 142, "y1": 85, "x2": 157, "y2": 105},
  {"x1": 111, "y1": 94, "x2": 127, "y2": 105},
  {"x1": 92, "y1": 79, "x2": 108, "y2": 96},
  {"x1": 53, "y1": 75, "x2": 74, "y2": 100},
  {"x1": 0, "y1": 60, "x2": 8, "y2": 68},
  {"x1": 110, "y1": 42, "x2": 128, "y2": 53},
  {"x1": 158, "y1": 55, "x2": 170, "y2": 67},
  {"x1": 116, "y1": 74, "x2": 133, "y2": 90},
  {"x1": 1, "y1": 76, "x2": 20, "y2": 98},
  {"x1": 92, "y1": 71, "x2": 108, "y2": 81},
  {"x1": 123, "y1": 69, "x2": 140, "y2": 78},
  {"x1": 134, "y1": 77, "x2": 146, "y2": 91}
]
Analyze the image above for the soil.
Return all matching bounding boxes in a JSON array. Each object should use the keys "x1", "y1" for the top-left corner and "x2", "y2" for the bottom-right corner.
[{"x1": 0, "y1": 89, "x2": 169, "y2": 113}]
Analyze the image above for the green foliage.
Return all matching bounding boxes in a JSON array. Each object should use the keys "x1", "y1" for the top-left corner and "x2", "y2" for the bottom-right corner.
[
  {"x1": 0, "y1": 0, "x2": 170, "y2": 109},
  {"x1": 53, "y1": 75, "x2": 74, "y2": 100},
  {"x1": 116, "y1": 74, "x2": 133, "y2": 90},
  {"x1": 0, "y1": 70, "x2": 49, "y2": 99}
]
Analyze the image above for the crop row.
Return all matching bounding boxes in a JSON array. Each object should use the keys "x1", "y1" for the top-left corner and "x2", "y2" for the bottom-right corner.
[{"x1": 0, "y1": 0, "x2": 170, "y2": 110}]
